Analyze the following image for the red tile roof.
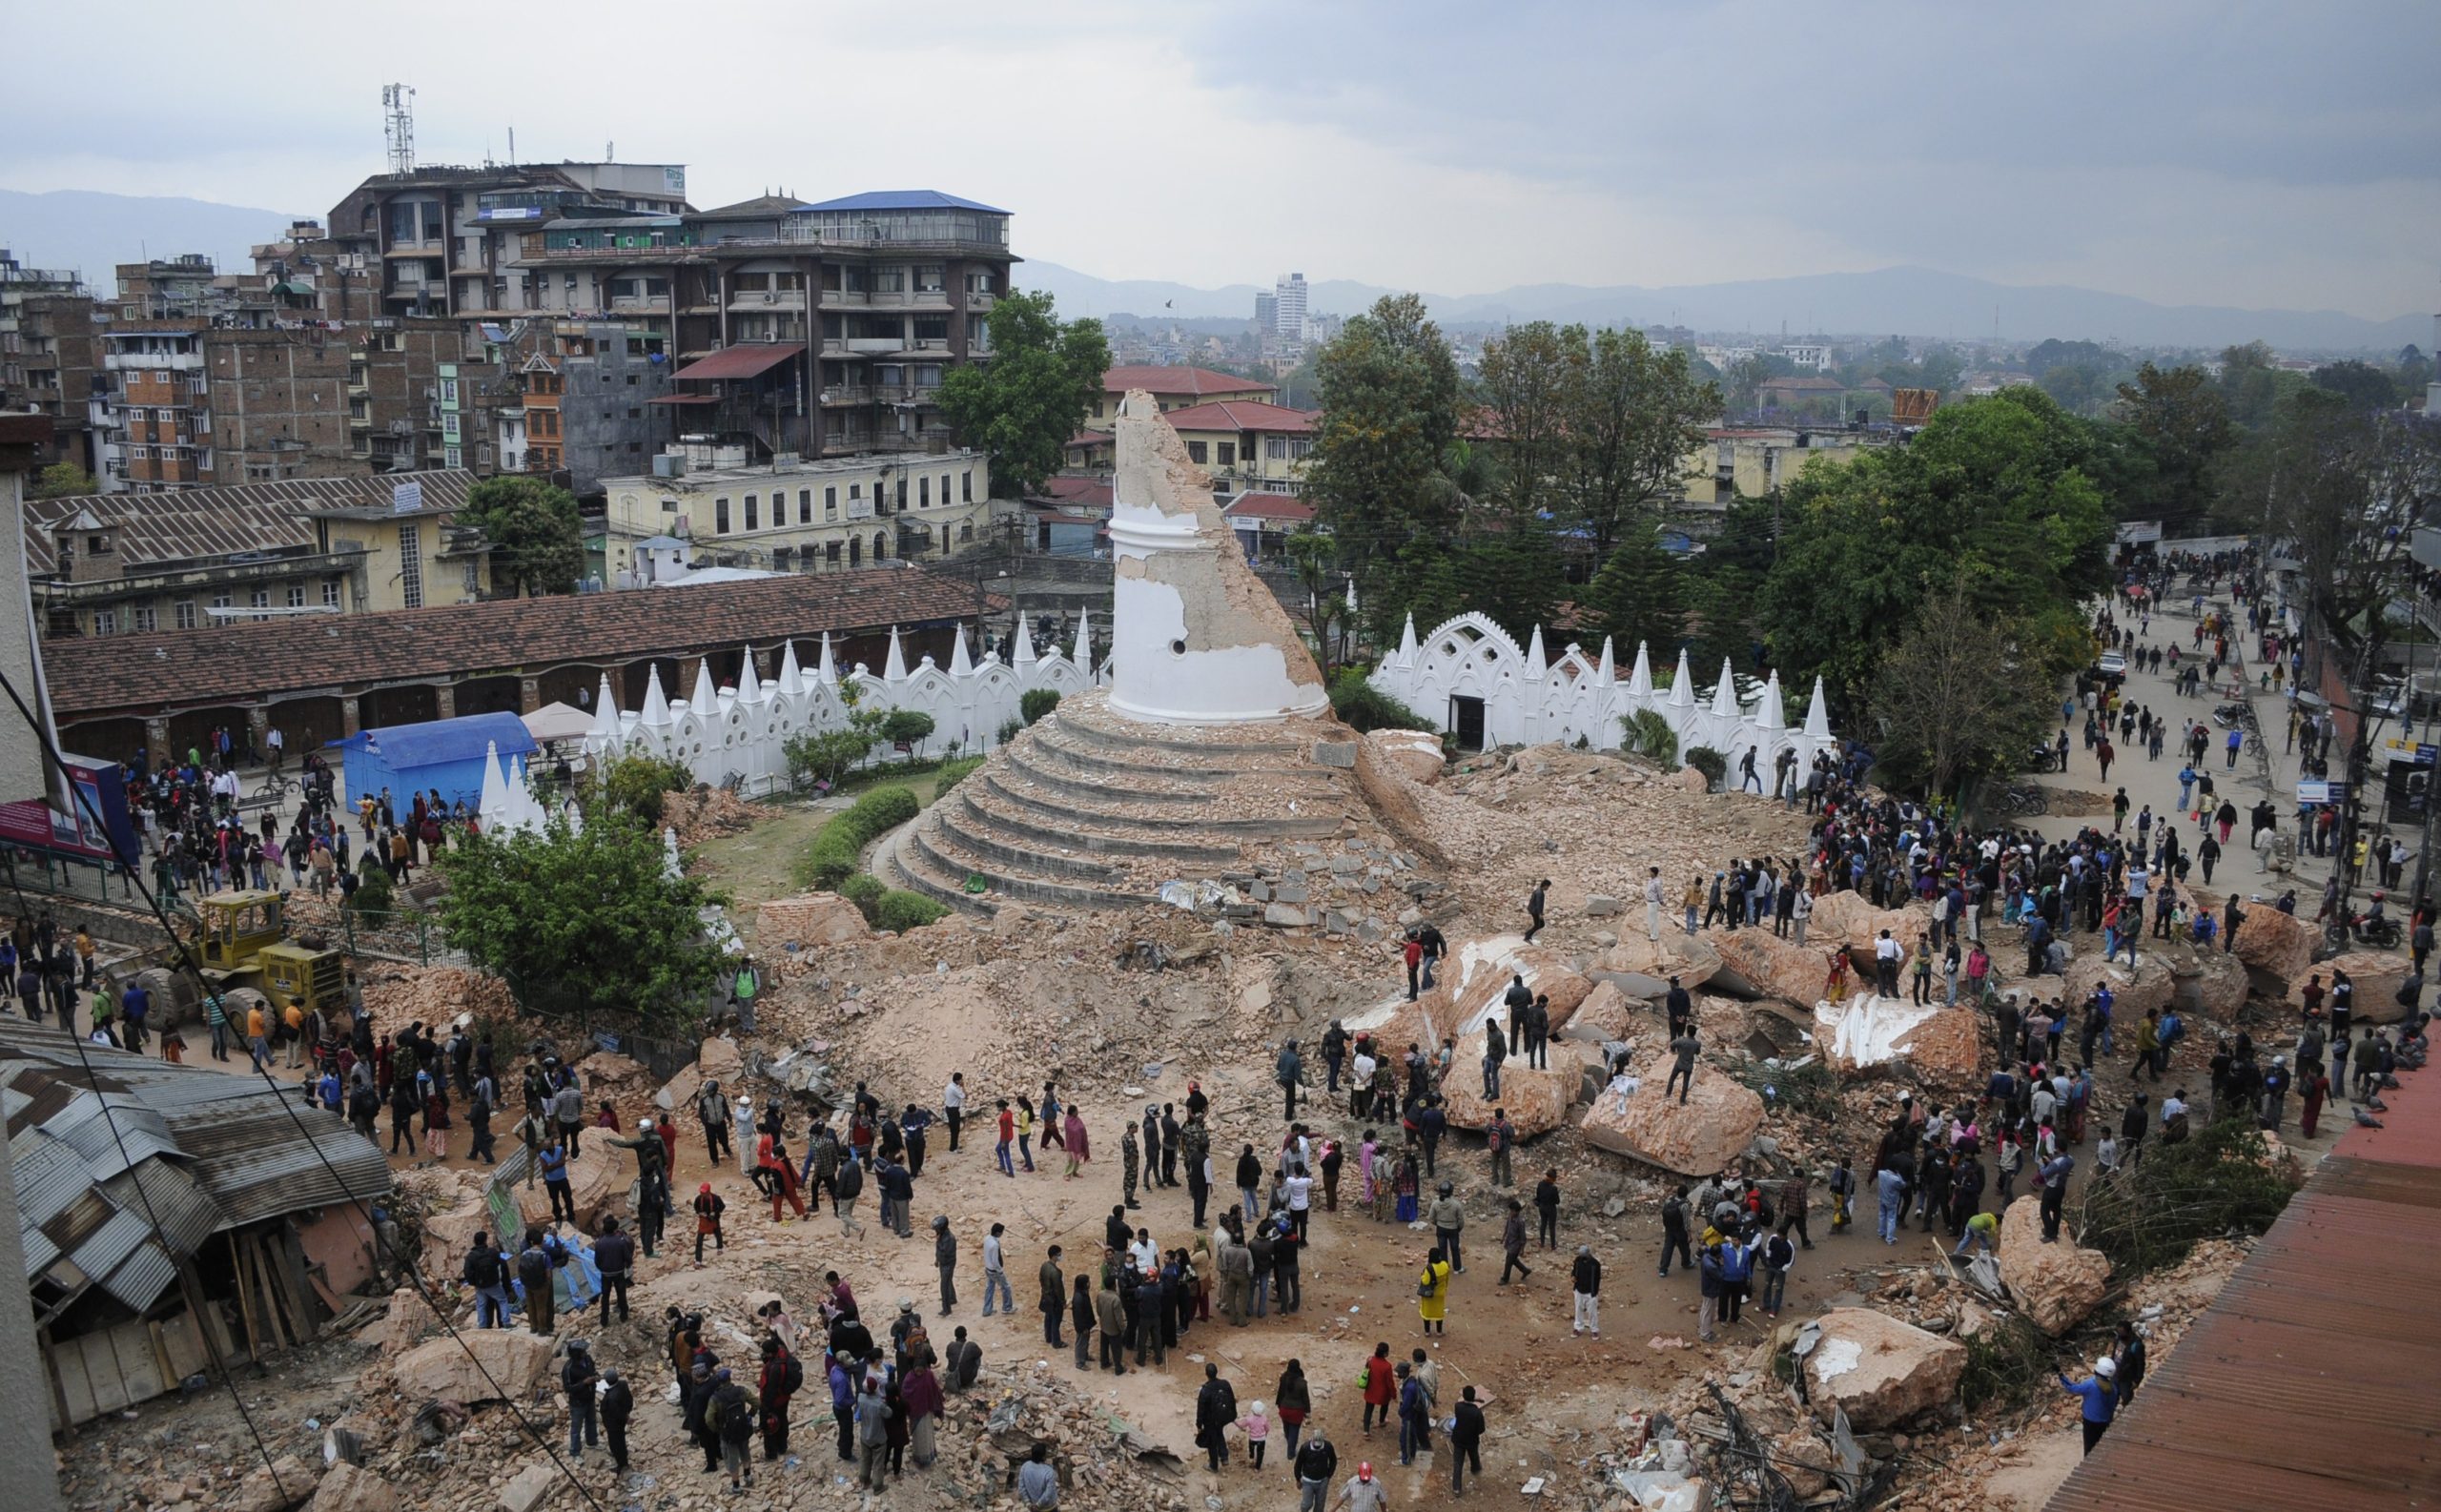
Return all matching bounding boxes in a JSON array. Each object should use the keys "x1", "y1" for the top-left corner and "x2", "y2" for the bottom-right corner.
[
  {"x1": 1159, "y1": 400, "x2": 1317, "y2": 434},
  {"x1": 1221, "y1": 492, "x2": 1315, "y2": 524},
  {"x1": 1036, "y1": 477, "x2": 1114, "y2": 510},
  {"x1": 1102, "y1": 365, "x2": 1276, "y2": 398},
  {"x1": 45, "y1": 568, "x2": 990, "y2": 720},
  {"x1": 671, "y1": 343, "x2": 802, "y2": 381}
]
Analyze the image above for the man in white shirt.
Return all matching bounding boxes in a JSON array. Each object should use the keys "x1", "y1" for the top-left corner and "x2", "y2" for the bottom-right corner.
[
  {"x1": 981, "y1": 1221, "x2": 1012, "y2": 1316},
  {"x1": 942, "y1": 1073, "x2": 967, "y2": 1152},
  {"x1": 1644, "y1": 867, "x2": 1667, "y2": 942},
  {"x1": 1874, "y1": 930, "x2": 1903, "y2": 997}
]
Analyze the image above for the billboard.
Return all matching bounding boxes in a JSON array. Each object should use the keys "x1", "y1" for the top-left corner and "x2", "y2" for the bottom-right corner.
[{"x1": 0, "y1": 754, "x2": 140, "y2": 866}]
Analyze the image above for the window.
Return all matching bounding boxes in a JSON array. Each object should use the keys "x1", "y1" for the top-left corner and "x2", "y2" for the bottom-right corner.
[
  {"x1": 1266, "y1": 437, "x2": 1287, "y2": 460},
  {"x1": 874, "y1": 268, "x2": 903, "y2": 294},
  {"x1": 940, "y1": 475, "x2": 951, "y2": 510},
  {"x1": 440, "y1": 378, "x2": 459, "y2": 404},
  {"x1": 962, "y1": 471, "x2": 972, "y2": 502},
  {"x1": 285, "y1": 584, "x2": 305, "y2": 609},
  {"x1": 919, "y1": 477, "x2": 930, "y2": 509},
  {"x1": 714, "y1": 498, "x2": 731, "y2": 534},
  {"x1": 771, "y1": 546, "x2": 792, "y2": 570},
  {"x1": 250, "y1": 587, "x2": 270, "y2": 622},
  {"x1": 398, "y1": 522, "x2": 423, "y2": 608},
  {"x1": 873, "y1": 530, "x2": 888, "y2": 561},
  {"x1": 174, "y1": 599, "x2": 196, "y2": 629},
  {"x1": 1218, "y1": 442, "x2": 1236, "y2": 468},
  {"x1": 210, "y1": 592, "x2": 232, "y2": 615},
  {"x1": 464, "y1": 562, "x2": 480, "y2": 593},
  {"x1": 825, "y1": 485, "x2": 838, "y2": 521},
  {"x1": 132, "y1": 606, "x2": 156, "y2": 632},
  {"x1": 798, "y1": 488, "x2": 812, "y2": 524},
  {"x1": 915, "y1": 265, "x2": 944, "y2": 293},
  {"x1": 913, "y1": 316, "x2": 948, "y2": 342},
  {"x1": 960, "y1": 521, "x2": 974, "y2": 542},
  {"x1": 1187, "y1": 440, "x2": 1208, "y2": 464},
  {"x1": 826, "y1": 541, "x2": 842, "y2": 564},
  {"x1": 322, "y1": 579, "x2": 341, "y2": 608},
  {"x1": 92, "y1": 608, "x2": 115, "y2": 636},
  {"x1": 895, "y1": 477, "x2": 908, "y2": 511},
  {"x1": 745, "y1": 494, "x2": 759, "y2": 530}
]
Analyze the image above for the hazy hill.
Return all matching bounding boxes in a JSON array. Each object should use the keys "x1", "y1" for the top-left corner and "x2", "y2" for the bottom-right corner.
[{"x1": 0, "y1": 189, "x2": 303, "y2": 288}]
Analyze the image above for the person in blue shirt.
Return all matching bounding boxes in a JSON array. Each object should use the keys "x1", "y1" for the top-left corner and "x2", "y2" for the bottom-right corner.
[
  {"x1": 2060, "y1": 1357, "x2": 2118, "y2": 1454},
  {"x1": 1875, "y1": 1163, "x2": 1907, "y2": 1246}
]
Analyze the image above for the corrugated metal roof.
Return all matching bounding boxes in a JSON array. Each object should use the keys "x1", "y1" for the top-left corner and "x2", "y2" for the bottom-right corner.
[
  {"x1": 2, "y1": 1020, "x2": 392, "y2": 1319},
  {"x1": 2044, "y1": 1074, "x2": 2441, "y2": 1512},
  {"x1": 22, "y1": 470, "x2": 476, "y2": 574}
]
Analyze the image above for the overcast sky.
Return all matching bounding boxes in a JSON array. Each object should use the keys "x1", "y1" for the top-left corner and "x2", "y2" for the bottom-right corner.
[{"x1": 4, "y1": 0, "x2": 2434, "y2": 317}]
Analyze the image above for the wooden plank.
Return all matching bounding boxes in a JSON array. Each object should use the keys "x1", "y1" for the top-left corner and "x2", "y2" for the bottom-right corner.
[
  {"x1": 109, "y1": 1317, "x2": 163, "y2": 1404},
  {"x1": 273, "y1": 1227, "x2": 321, "y2": 1340},
  {"x1": 227, "y1": 1234, "x2": 265, "y2": 1356},
  {"x1": 248, "y1": 1236, "x2": 291, "y2": 1351},
  {"x1": 51, "y1": 1336, "x2": 96, "y2": 1425},
  {"x1": 144, "y1": 1319, "x2": 175, "y2": 1394},
  {"x1": 159, "y1": 1311, "x2": 210, "y2": 1379}
]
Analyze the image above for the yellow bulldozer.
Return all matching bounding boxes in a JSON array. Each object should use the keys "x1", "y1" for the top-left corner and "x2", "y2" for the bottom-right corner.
[{"x1": 192, "y1": 889, "x2": 347, "y2": 1016}]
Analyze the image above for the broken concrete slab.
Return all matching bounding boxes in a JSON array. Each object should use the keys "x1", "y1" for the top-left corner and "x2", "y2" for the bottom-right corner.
[
  {"x1": 1579, "y1": 1071, "x2": 1765, "y2": 1176},
  {"x1": 1996, "y1": 1195, "x2": 2110, "y2": 1336},
  {"x1": 1710, "y1": 926, "x2": 1838, "y2": 1005},
  {"x1": 498, "y1": 1462, "x2": 561, "y2": 1512},
  {"x1": 1803, "y1": 1307, "x2": 1967, "y2": 1432},
  {"x1": 752, "y1": 891, "x2": 872, "y2": 948},
  {"x1": 2288, "y1": 950, "x2": 2416, "y2": 1024},
  {"x1": 1594, "y1": 930, "x2": 1723, "y2": 996},
  {"x1": 1560, "y1": 980, "x2": 1647, "y2": 1045},
  {"x1": 391, "y1": 1328, "x2": 554, "y2": 1402},
  {"x1": 1815, "y1": 995, "x2": 1985, "y2": 1090},
  {"x1": 1310, "y1": 740, "x2": 1358, "y2": 769},
  {"x1": 228, "y1": 1456, "x2": 318, "y2": 1512}
]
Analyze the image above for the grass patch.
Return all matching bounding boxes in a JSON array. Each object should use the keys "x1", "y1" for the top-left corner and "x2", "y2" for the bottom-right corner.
[
  {"x1": 2073, "y1": 1114, "x2": 2301, "y2": 1275},
  {"x1": 796, "y1": 787, "x2": 920, "y2": 890}
]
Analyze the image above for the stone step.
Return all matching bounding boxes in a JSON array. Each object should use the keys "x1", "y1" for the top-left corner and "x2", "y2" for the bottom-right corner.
[
  {"x1": 913, "y1": 816, "x2": 1155, "y2": 910},
  {"x1": 875, "y1": 819, "x2": 995, "y2": 916},
  {"x1": 1001, "y1": 743, "x2": 1222, "y2": 807},
  {"x1": 980, "y1": 769, "x2": 1348, "y2": 839},
  {"x1": 1024, "y1": 729, "x2": 1353, "y2": 800},
  {"x1": 1051, "y1": 708, "x2": 1308, "y2": 758},
  {"x1": 957, "y1": 787, "x2": 1241, "y2": 868},
  {"x1": 935, "y1": 800, "x2": 1145, "y2": 885}
]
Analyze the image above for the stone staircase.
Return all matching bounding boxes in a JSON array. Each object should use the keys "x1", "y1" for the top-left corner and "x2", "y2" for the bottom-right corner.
[{"x1": 882, "y1": 692, "x2": 1373, "y2": 915}]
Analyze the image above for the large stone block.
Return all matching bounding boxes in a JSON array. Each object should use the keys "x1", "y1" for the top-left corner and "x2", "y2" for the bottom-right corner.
[
  {"x1": 1711, "y1": 927, "x2": 1839, "y2": 1006},
  {"x1": 1814, "y1": 996, "x2": 1985, "y2": 1091},
  {"x1": 229, "y1": 1456, "x2": 318, "y2": 1512},
  {"x1": 1803, "y1": 1308, "x2": 1967, "y2": 1432},
  {"x1": 309, "y1": 1462, "x2": 400, "y2": 1512},
  {"x1": 1364, "y1": 728, "x2": 1446, "y2": 785},
  {"x1": 1560, "y1": 980, "x2": 1647, "y2": 1045},
  {"x1": 1511, "y1": 944, "x2": 1595, "y2": 1027},
  {"x1": 391, "y1": 1326, "x2": 554, "y2": 1402},
  {"x1": 2289, "y1": 950, "x2": 2416, "y2": 1024},
  {"x1": 2063, "y1": 953, "x2": 2176, "y2": 1023},
  {"x1": 1440, "y1": 1039, "x2": 1597, "y2": 1137},
  {"x1": 1580, "y1": 1071, "x2": 1764, "y2": 1176},
  {"x1": 1810, "y1": 893, "x2": 1932, "y2": 968},
  {"x1": 1995, "y1": 1195, "x2": 2110, "y2": 1336},
  {"x1": 1595, "y1": 930, "x2": 1723, "y2": 996},
  {"x1": 2221, "y1": 896, "x2": 2315, "y2": 982}
]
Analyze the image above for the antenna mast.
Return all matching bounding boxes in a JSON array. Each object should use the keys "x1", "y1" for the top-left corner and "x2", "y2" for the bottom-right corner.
[{"x1": 382, "y1": 84, "x2": 417, "y2": 174}]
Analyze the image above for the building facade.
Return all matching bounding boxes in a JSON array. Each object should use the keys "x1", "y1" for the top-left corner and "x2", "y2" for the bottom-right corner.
[
  {"x1": 1273, "y1": 273, "x2": 1309, "y2": 342},
  {"x1": 593, "y1": 440, "x2": 990, "y2": 582},
  {"x1": 1086, "y1": 366, "x2": 1276, "y2": 427},
  {"x1": 500, "y1": 319, "x2": 672, "y2": 492},
  {"x1": 1159, "y1": 399, "x2": 1316, "y2": 496}
]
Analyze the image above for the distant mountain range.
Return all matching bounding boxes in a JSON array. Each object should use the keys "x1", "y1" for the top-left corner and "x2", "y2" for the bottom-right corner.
[
  {"x1": 2, "y1": 188, "x2": 2422, "y2": 352},
  {"x1": 0, "y1": 189, "x2": 305, "y2": 288},
  {"x1": 1021, "y1": 260, "x2": 2429, "y2": 354}
]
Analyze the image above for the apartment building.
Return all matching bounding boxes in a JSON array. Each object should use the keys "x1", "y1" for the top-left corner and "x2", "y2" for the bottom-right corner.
[
  {"x1": 324, "y1": 161, "x2": 691, "y2": 322},
  {"x1": 593, "y1": 439, "x2": 990, "y2": 582},
  {"x1": 1274, "y1": 273, "x2": 1309, "y2": 341},
  {"x1": 1159, "y1": 399, "x2": 1317, "y2": 496},
  {"x1": 497, "y1": 319, "x2": 672, "y2": 492},
  {"x1": 24, "y1": 470, "x2": 489, "y2": 638},
  {"x1": 513, "y1": 190, "x2": 1015, "y2": 460},
  {"x1": 0, "y1": 251, "x2": 94, "y2": 469}
]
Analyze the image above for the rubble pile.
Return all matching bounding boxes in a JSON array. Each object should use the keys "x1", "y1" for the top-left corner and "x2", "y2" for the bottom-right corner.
[
  {"x1": 751, "y1": 890, "x2": 871, "y2": 950},
  {"x1": 1800, "y1": 1307, "x2": 1968, "y2": 1432},
  {"x1": 359, "y1": 965, "x2": 517, "y2": 1029},
  {"x1": 661, "y1": 785, "x2": 776, "y2": 848},
  {"x1": 1580, "y1": 1073, "x2": 1766, "y2": 1175},
  {"x1": 1995, "y1": 1195, "x2": 2111, "y2": 1335}
]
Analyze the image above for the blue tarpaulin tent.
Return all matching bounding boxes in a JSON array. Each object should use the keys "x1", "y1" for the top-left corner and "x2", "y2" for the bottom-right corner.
[{"x1": 337, "y1": 711, "x2": 539, "y2": 813}]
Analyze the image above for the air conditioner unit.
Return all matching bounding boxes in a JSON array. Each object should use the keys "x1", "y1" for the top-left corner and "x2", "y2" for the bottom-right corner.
[{"x1": 762, "y1": 292, "x2": 777, "y2": 304}]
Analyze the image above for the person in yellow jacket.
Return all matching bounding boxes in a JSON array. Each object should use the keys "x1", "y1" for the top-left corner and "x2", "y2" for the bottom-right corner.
[{"x1": 1416, "y1": 1247, "x2": 1451, "y2": 1336}]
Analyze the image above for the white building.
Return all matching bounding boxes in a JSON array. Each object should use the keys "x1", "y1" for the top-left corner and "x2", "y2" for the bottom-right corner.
[
  {"x1": 1274, "y1": 273, "x2": 1309, "y2": 343},
  {"x1": 1780, "y1": 343, "x2": 1833, "y2": 372}
]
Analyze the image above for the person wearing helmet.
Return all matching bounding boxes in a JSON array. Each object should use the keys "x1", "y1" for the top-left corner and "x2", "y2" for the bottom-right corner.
[
  {"x1": 2060, "y1": 1356, "x2": 2118, "y2": 1455},
  {"x1": 1427, "y1": 1181, "x2": 1465, "y2": 1273},
  {"x1": 1334, "y1": 1460, "x2": 1386, "y2": 1512}
]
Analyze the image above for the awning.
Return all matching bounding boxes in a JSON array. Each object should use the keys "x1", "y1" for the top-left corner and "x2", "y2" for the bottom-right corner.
[
  {"x1": 670, "y1": 343, "x2": 802, "y2": 381},
  {"x1": 646, "y1": 394, "x2": 722, "y2": 405}
]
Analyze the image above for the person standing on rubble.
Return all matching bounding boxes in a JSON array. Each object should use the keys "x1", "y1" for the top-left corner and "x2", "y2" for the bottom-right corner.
[{"x1": 2061, "y1": 1358, "x2": 2119, "y2": 1455}]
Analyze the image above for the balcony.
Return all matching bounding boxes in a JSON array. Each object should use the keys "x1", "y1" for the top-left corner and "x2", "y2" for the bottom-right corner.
[
  {"x1": 609, "y1": 295, "x2": 672, "y2": 315},
  {"x1": 728, "y1": 290, "x2": 805, "y2": 310},
  {"x1": 819, "y1": 385, "x2": 874, "y2": 406}
]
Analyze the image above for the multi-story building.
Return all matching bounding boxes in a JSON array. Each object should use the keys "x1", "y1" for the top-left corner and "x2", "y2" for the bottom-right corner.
[
  {"x1": 323, "y1": 161, "x2": 691, "y2": 322},
  {"x1": 1778, "y1": 342, "x2": 1834, "y2": 373},
  {"x1": 1255, "y1": 291, "x2": 1278, "y2": 335},
  {"x1": 1087, "y1": 365, "x2": 1275, "y2": 427},
  {"x1": 24, "y1": 469, "x2": 491, "y2": 638},
  {"x1": 0, "y1": 251, "x2": 94, "y2": 470},
  {"x1": 592, "y1": 439, "x2": 990, "y2": 582},
  {"x1": 1273, "y1": 273, "x2": 1309, "y2": 342},
  {"x1": 513, "y1": 190, "x2": 1015, "y2": 460},
  {"x1": 498, "y1": 318, "x2": 672, "y2": 492},
  {"x1": 1159, "y1": 399, "x2": 1317, "y2": 496}
]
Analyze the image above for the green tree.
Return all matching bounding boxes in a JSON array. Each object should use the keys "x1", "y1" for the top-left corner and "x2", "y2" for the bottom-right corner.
[
  {"x1": 583, "y1": 745, "x2": 694, "y2": 825},
  {"x1": 461, "y1": 476, "x2": 584, "y2": 596},
  {"x1": 2113, "y1": 363, "x2": 2232, "y2": 526},
  {"x1": 936, "y1": 290, "x2": 1111, "y2": 497},
  {"x1": 1306, "y1": 295, "x2": 1465, "y2": 638},
  {"x1": 1561, "y1": 328, "x2": 1719, "y2": 555},
  {"x1": 1576, "y1": 526, "x2": 1687, "y2": 662},
  {"x1": 1869, "y1": 576, "x2": 2052, "y2": 800},
  {"x1": 2037, "y1": 363, "x2": 2105, "y2": 416},
  {"x1": 2024, "y1": 339, "x2": 2114, "y2": 377},
  {"x1": 1756, "y1": 386, "x2": 2112, "y2": 711},
  {"x1": 435, "y1": 812, "x2": 725, "y2": 1029},
  {"x1": 878, "y1": 708, "x2": 936, "y2": 760},
  {"x1": 2310, "y1": 359, "x2": 2400, "y2": 412},
  {"x1": 30, "y1": 461, "x2": 96, "y2": 500},
  {"x1": 1284, "y1": 527, "x2": 1353, "y2": 678},
  {"x1": 1477, "y1": 320, "x2": 1578, "y2": 525}
]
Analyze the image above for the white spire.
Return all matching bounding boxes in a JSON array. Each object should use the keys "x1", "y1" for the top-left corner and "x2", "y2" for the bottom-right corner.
[
  {"x1": 1012, "y1": 610, "x2": 1034, "y2": 664},
  {"x1": 689, "y1": 658, "x2": 718, "y2": 717},
  {"x1": 774, "y1": 639, "x2": 804, "y2": 698},
  {"x1": 1525, "y1": 624, "x2": 1548, "y2": 679},
  {"x1": 883, "y1": 626, "x2": 908, "y2": 682},
  {"x1": 1709, "y1": 658, "x2": 1741, "y2": 718},
  {"x1": 816, "y1": 631, "x2": 838, "y2": 684},
  {"x1": 587, "y1": 675, "x2": 620, "y2": 744},
  {"x1": 1597, "y1": 637, "x2": 1616, "y2": 685},
  {"x1": 1344, "y1": 575, "x2": 1358, "y2": 612},
  {"x1": 1803, "y1": 677, "x2": 1833, "y2": 738},
  {"x1": 640, "y1": 664, "x2": 672, "y2": 727},
  {"x1": 735, "y1": 645, "x2": 764, "y2": 704},
  {"x1": 1397, "y1": 612, "x2": 1419, "y2": 667},
  {"x1": 1628, "y1": 642, "x2": 1653, "y2": 697},
  {"x1": 949, "y1": 623, "x2": 974, "y2": 677},
  {"x1": 1760, "y1": 670, "x2": 1786, "y2": 730},
  {"x1": 478, "y1": 740, "x2": 509, "y2": 830},
  {"x1": 1073, "y1": 609, "x2": 1092, "y2": 668},
  {"x1": 1667, "y1": 649, "x2": 1696, "y2": 707}
]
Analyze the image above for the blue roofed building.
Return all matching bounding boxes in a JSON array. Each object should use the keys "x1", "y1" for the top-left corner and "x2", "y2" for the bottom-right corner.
[{"x1": 336, "y1": 708, "x2": 538, "y2": 813}]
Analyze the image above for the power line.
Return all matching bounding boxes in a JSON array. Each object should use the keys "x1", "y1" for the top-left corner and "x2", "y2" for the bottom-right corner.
[{"x1": 0, "y1": 665, "x2": 609, "y2": 1512}]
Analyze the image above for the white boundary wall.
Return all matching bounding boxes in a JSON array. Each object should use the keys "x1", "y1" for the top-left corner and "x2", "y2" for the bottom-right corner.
[
  {"x1": 580, "y1": 612, "x2": 1104, "y2": 798},
  {"x1": 1366, "y1": 611, "x2": 1837, "y2": 774}
]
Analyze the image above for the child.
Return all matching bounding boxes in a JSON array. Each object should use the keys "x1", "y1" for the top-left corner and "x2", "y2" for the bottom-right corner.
[
  {"x1": 1237, "y1": 1400, "x2": 1271, "y2": 1469},
  {"x1": 692, "y1": 1182, "x2": 726, "y2": 1267},
  {"x1": 1828, "y1": 1159, "x2": 1855, "y2": 1233}
]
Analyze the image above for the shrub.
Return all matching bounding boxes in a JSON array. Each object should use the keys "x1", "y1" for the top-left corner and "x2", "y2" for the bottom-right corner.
[
  {"x1": 349, "y1": 859, "x2": 395, "y2": 922},
  {"x1": 1327, "y1": 667, "x2": 1433, "y2": 733},
  {"x1": 934, "y1": 755, "x2": 983, "y2": 796},
  {"x1": 1684, "y1": 745, "x2": 1728, "y2": 790},
  {"x1": 995, "y1": 717, "x2": 1024, "y2": 746},
  {"x1": 589, "y1": 746, "x2": 695, "y2": 823},
  {"x1": 1020, "y1": 688, "x2": 1062, "y2": 726},
  {"x1": 798, "y1": 786, "x2": 922, "y2": 889},
  {"x1": 837, "y1": 872, "x2": 885, "y2": 921},
  {"x1": 2073, "y1": 1117, "x2": 2301, "y2": 1274},
  {"x1": 874, "y1": 889, "x2": 950, "y2": 932},
  {"x1": 1620, "y1": 708, "x2": 1679, "y2": 766},
  {"x1": 879, "y1": 708, "x2": 937, "y2": 759}
]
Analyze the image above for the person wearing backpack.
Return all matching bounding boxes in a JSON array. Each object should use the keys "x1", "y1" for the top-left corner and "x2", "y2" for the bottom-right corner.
[
  {"x1": 562, "y1": 1338, "x2": 599, "y2": 1461},
  {"x1": 710, "y1": 1366, "x2": 759, "y2": 1490},
  {"x1": 462, "y1": 1232, "x2": 512, "y2": 1329},
  {"x1": 516, "y1": 1228, "x2": 555, "y2": 1335},
  {"x1": 758, "y1": 1336, "x2": 800, "y2": 1460}
]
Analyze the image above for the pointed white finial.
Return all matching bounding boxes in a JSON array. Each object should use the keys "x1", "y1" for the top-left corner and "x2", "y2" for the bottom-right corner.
[
  {"x1": 1760, "y1": 671, "x2": 1786, "y2": 730},
  {"x1": 1344, "y1": 575, "x2": 1358, "y2": 612},
  {"x1": 1628, "y1": 642, "x2": 1653, "y2": 697},
  {"x1": 816, "y1": 631, "x2": 838, "y2": 684},
  {"x1": 478, "y1": 741, "x2": 509, "y2": 828},
  {"x1": 1397, "y1": 612, "x2": 1419, "y2": 666},
  {"x1": 1709, "y1": 657, "x2": 1741, "y2": 718},
  {"x1": 774, "y1": 639, "x2": 804, "y2": 698},
  {"x1": 1073, "y1": 609, "x2": 1092, "y2": 668},
  {"x1": 1803, "y1": 676, "x2": 1832, "y2": 738},
  {"x1": 640, "y1": 664, "x2": 673, "y2": 726},
  {"x1": 588, "y1": 675, "x2": 620, "y2": 743},
  {"x1": 1597, "y1": 637, "x2": 1616, "y2": 685},
  {"x1": 949, "y1": 623, "x2": 974, "y2": 677},
  {"x1": 690, "y1": 658, "x2": 719, "y2": 716},
  {"x1": 735, "y1": 645, "x2": 764, "y2": 704},
  {"x1": 1668, "y1": 649, "x2": 1696, "y2": 707},
  {"x1": 1525, "y1": 624, "x2": 1548, "y2": 679},
  {"x1": 883, "y1": 626, "x2": 908, "y2": 682},
  {"x1": 1013, "y1": 610, "x2": 1034, "y2": 664}
]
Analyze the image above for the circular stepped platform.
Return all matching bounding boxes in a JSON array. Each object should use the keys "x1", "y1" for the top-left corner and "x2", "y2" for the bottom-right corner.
[{"x1": 896, "y1": 697, "x2": 1367, "y2": 912}]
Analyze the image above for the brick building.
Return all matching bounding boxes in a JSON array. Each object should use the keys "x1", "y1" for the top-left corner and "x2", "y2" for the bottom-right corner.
[{"x1": 0, "y1": 250, "x2": 94, "y2": 471}]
